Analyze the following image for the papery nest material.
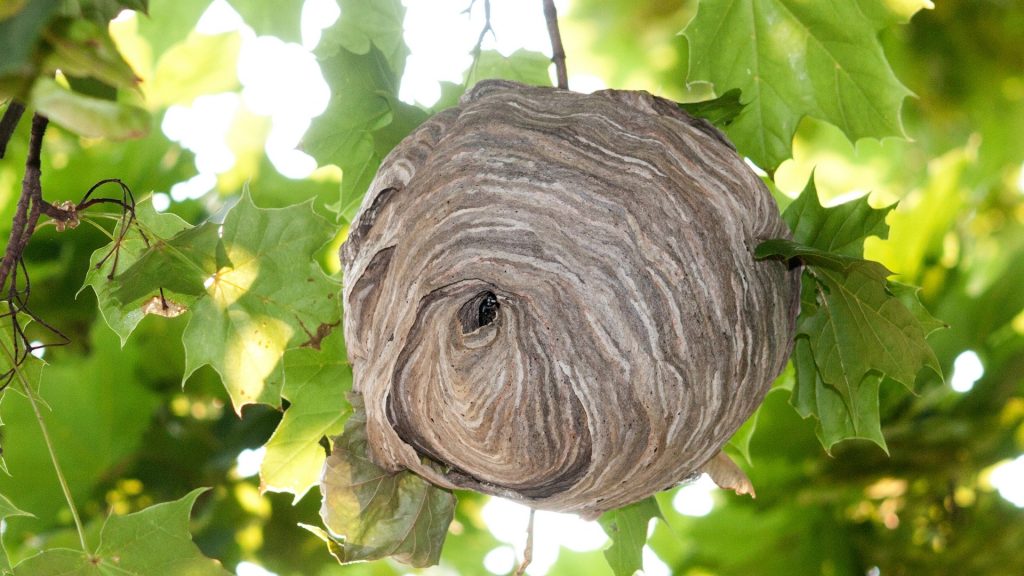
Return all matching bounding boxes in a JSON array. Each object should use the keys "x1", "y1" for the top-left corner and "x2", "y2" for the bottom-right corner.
[{"x1": 333, "y1": 79, "x2": 800, "y2": 518}]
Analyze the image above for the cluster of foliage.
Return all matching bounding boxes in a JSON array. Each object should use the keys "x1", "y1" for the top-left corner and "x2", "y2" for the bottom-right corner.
[{"x1": 1, "y1": 0, "x2": 1023, "y2": 575}]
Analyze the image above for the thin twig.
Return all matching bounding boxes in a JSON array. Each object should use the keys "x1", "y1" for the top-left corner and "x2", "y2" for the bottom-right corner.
[
  {"x1": 0, "y1": 339, "x2": 90, "y2": 554},
  {"x1": 513, "y1": 508, "x2": 536, "y2": 576},
  {"x1": 464, "y1": 0, "x2": 494, "y2": 86},
  {"x1": 0, "y1": 101, "x2": 25, "y2": 159},
  {"x1": 542, "y1": 0, "x2": 568, "y2": 89}
]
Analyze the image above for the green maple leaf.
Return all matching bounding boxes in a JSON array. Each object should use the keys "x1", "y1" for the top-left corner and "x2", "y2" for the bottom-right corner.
[
  {"x1": 316, "y1": 393, "x2": 455, "y2": 567},
  {"x1": 598, "y1": 497, "x2": 663, "y2": 576},
  {"x1": 30, "y1": 78, "x2": 150, "y2": 140},
  {"x1": 725, "y1": 400, "x2": 762, "y2": 466},
  {"x1": 107, "y1": 193, "x2": 341, "y2": 412},
  {"x1": 82, "y1": 200, "x2": 198, "y2": 344},
  {"x1": 677, "y1": 89, "x2": 744, "y2": 128},
  {"x1": 317, "y1": 0, "x2": 407, "y2": 74},
  {"x1": 792, "y1": 329, "x2": 887, "y2": 451},
  {"x1": 799, "y1": 263, "x2": 940, "y2": 388},
  {"x1": 782, "y1": 179, "x2": 894, "y2": 256},
  {"x1": 302, "y1": 0, "x2": 425, "y2": 223},
  {"x1": 301, "y1": 44, "x2": 426, "y2": 222},
  {"x1": 756, "y1": 182, "x2": 943, "y2": 451},
  {"x1": 180, "y1": 196, "x2": 342, "y2": 411},
  {"x1": 683, "y1": 0, "x2": 928, "y2": 170},
  {"x1": 466, "y1": 49, "x2": 554, "y2": 88},
  {"x1": 226, "y1": 0, "x2": 304, "y2": 43},
  {"x1": 11, "y1": 489, "x2": 230, "y2": 575},
  {"x1": 102, "y1": 206, "x2": 220, "y2": 306},
  {"x1": 260, "y1": 329, "x2": 352, "y2": 501}
]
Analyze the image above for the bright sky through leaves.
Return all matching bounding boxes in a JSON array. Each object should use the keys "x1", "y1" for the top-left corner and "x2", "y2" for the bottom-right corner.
[
  {"x1": 144, "y1": 0, "x2": 583, "y2": 212},
  {"x1": 990, "y1": 456, "x2": 1024, "y2": 508},
  {"x1": 951, "y1": 350, "x2": 984, "y2": 393}
]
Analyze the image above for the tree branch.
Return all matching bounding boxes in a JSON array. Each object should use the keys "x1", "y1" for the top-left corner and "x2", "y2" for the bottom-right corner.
[
  {"x1": 0, "y1": 101, "x2": 25, "y2": 159},
  {"x1": 542, "y1": 0, "x2": 568, "y2": 89},
  {"x1": 0, "y1": 114, "x2": 48, "y2": 293},
  {"x1": 513, "y1": 508, "x2": 536, "y2": 576}
]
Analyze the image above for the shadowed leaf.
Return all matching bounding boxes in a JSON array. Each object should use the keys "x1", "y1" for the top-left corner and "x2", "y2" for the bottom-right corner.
[
  {"x1": 30, "y1": 78, "x2": 150, "y2": 140},
  {"x1": 758, "y1": 182, "x2": 942, "y2": 452},
  {"x1": 83, "y1": 200, "x2": 198, "y2": 344},
  {"x1": 319, "y1": 393, "x2": 454, "y2": 567},
  {"x1": 677, "y1": 89, "x2": 744, "y2": 127}
]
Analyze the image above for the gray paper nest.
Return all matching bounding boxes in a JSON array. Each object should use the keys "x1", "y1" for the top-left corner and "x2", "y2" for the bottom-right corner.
[{"x1": 334, "y1": 79, "x2": 800, "y2": 518}]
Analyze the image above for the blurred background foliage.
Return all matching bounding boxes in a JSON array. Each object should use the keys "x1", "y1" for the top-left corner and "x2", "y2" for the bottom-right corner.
[{"x1": 0, "y1": 0, "x2": 1023, "y2": 575}]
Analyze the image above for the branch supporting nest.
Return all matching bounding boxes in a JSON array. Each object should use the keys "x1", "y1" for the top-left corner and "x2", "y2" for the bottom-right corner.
[
  {"x1": 542, "y1": 0, "x2": 568, "y2": 89},
  {"x1": 512, "y1": 509, "x2": 536, "y2": 576}
]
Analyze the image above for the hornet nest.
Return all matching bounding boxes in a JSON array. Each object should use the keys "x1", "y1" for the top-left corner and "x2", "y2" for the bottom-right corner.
[{"x1": 332, "y1": 79, "x2": 800, "y2": 518}]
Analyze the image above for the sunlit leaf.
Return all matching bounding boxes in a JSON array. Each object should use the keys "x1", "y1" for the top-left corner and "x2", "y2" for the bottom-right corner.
[
  {"x1": 30, "y1": 78, "x2": 150, "y2": 140},
  {"x1": 319, "y1": 393, "x2": 455, "y2": 567},
  {"x1": 135, "y1": 0, "x2": 212, "y2": 58},
  {"x1": 11, "y1": 488, "x2": 230, "y2": 575},
  {"x1": 318, "y1": 0, "x2": 406, "y2": 74},
  {"x1": 226, "y1": 0, "x2": 304, "y2": 43},
  {"x1": 180, "y1": 195, "x2": 341, "y2": 411},
  {"x1": 260, "y1": 329, "x2": 351, "y2": 501},
  {"x1": 683, "y1": 0, "x2": 923, "y2": 170},
  {"x1": 864, "y1": 144, "x2": 973, "y2": 281},
  {"x1": 106, "y1": 194, "x2": 341, "y2": 411},
  {"x1": 466, "y1": 49, "x2": 553, "y2": 88},
  {"x1": 302, "y1": 44, "x2": 422, "y2": 222},
  {"x1": 598, "y1": 497, "x2": 662, "y2": 576},
  {"x1": 148, "y1": 31, "x2": 240, "y2": 107}
]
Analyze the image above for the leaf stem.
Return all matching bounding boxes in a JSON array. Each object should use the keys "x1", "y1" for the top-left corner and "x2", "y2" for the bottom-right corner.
[{"x1": 0, "y1": 340, "x2": 90, "y2": 554}]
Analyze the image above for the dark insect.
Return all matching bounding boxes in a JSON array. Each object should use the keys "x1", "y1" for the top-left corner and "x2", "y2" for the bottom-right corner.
[{"x1": 478, "y1": 292, "x2": 499, "y2": 327}]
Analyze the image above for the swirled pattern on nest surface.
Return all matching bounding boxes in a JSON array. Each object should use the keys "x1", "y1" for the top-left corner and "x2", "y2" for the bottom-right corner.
[{"x1": 335, "y1": 79, "x2": 800, "y2": 517}]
